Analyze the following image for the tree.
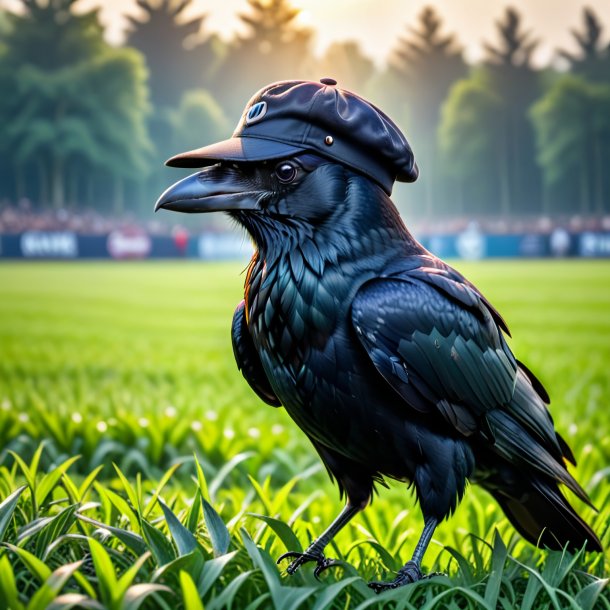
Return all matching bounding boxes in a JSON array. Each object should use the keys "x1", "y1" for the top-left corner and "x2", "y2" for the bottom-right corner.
[
  {"x1": 125, "y1": 0, "x2": 227, "y2": 209},
  {"x1": 125, "y1": 0, "x2": 222, "y2": 110},
  {"x1": 384, "y1": 6, "x2": 467, "y2": 216},
  {"x1": 558, "y1": 7, "x2": 610, "y2": 83},
  {"x1": 171, "y1": 90, "x2": 230, "y2": 153},
  {"x1": 481, "y1": 7, "x2": 543, "y2": 215},
  {"x1": 0, "y1": 0, "x2": 152, "y2": 210},
  {"x1": 214, "y1": 0, "x2": 314, "y2": 119},
  {"x1": 2, "y1": 0, "x2": 105, "y2": 70},
  {"x1": 530, "y1": 75, "x2": 610, "y2": 215},
  {"x1": 439, "y1": 73, "x2": 507, "y2": 216}
]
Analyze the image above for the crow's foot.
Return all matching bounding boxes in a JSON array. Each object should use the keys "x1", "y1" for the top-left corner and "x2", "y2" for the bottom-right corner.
[
  {"x1": 276, "y1": 551, "x2": 340, "y2": 579},
  {"x1": 368, "y1": 561, "x2": 425, "y2": 593}
]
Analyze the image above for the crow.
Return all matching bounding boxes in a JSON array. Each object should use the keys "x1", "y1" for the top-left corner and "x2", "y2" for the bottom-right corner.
[{"x1": 156, "y1": 79, "x2": 602, "y2": 590}]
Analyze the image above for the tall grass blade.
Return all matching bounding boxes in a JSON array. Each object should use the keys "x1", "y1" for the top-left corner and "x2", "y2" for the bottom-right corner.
[
  {"x1": 575, "y1": 578, "x2": 609, "y2": 610},
  {"x1": 186, "y1": 489, "x2": 202, "y2": 534},
  {"x1": 47, "y1": 594, "x2": 105, "y2": 610},
  {"x1": 202, "y1": 498, "x2": 230, "y2": 557},
  {"x1": 113, "y1": 464, "x2": 140, "y2": 510},
  {"x1": 0, "y1": 484, "x2": 26, "y2": 542},
  {"x1": 141, "y1": 518, "x2": 176, "y2": 566},
  {"x1": 208, "y1": 452, "x2": 254, "y2": 501},
  {"x1": 248, "y1": 513, "x2": 302, "y2": 553},
  {"x1": 484, "y1": 530, "x2": 507, "y2": 608},
  {"x1": 193, "y1": 455, "x2": 210, "y2": 503},
  {"x1": 35, "y1": 503, "x2": 78, "y2": 558},
  {"x1": 116, "y1": 551, "x2": 152, "y2": 600},
  {"x1": 27, "y1": 560, "x2": 84, "y2": 610},
  {"x1": 0, "y1": 554, "x2": 24, "y2": 610},
  {"x1": 310, "y1": 576, "x2": 361, "y2": 610},
  {"x1": 206, "y1": 570, "x2": 256, "y2": 610},
  {"x1": 143, "y1": 463, "x2": 182, "y2": 519},
  {"x1": 198, "y1": 551, "x2": 238, "y2": 598},
  {"x1": 153, "y1": 550, "x2": 205, "y2": 583},
  {"x1": 159, "y1": 498, "x2": 199, "y2": 556},
  {"x1": 98, "y1": 486, "x2": 140, "y2": 532},
  {"x1": 87, "y1": 537, "x2": 118, "y2": 607},
  {"x1": 4, "y1": 543, "x2": 52, "y2": 583},
  {"x1": 76, "y1": 513, "x2": 147, "y2": 556},
  {"x1": 179, "y1": 571, "x2": 205, "y2": 610},
  {"x1": 122, "y1": 584, "x2": 171, "y2": 610},
  {"x1": 35, "y1": 455, "x2": 80, "y2": 509}
]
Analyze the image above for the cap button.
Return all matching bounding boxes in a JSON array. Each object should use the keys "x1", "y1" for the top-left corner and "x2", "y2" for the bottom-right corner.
[{"x1": 320, "y1": 77, "x2": 337, "y2": 86}]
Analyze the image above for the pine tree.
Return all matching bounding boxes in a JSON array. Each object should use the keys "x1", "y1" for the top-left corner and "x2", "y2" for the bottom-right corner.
[
  {"x1": 558, "y1": 7, "x2": 610, "y2": 83},
  {"x1": 214, "y1": 0, "x2": 313, "y2": 119},
  {"x1": 125, "y1": 0, "x2": 221, "y2": 109},
  {"x1": 0, "y1": 0, "x2": 151, "y2": 210},
  {"x1": 386, "y1": 6, "x2": 466, "y2": 216},
  {"x1": 482, "y1": 7, "x2": 542, "y2": 215}
]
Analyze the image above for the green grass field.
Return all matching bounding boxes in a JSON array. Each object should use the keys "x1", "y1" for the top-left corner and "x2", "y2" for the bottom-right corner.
[{"x1": 0, "y1": 260, "x2": 609, "y2": 609}]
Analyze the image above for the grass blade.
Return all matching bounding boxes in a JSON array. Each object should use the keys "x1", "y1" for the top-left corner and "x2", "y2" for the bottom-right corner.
[
  {"x1": 202, "y1": 498, "x2": 230, "y2": 556},
  {"x1": 0, "y1": 554, "x2": 24, "y2": 610},
  {"x1": 0, "y1": 485, "x2": 26, "y2": 542},
  {"x1": 35, "y1": 455, "x2": 80, "y2": 509},
  {"x1": 152, "y1": 550, "x2": 205, "y2": 584},
  {"x1": 47, "y1": 594, "x2": 105, "y2": 610},
  {"x1": 141, "y1": 518, "x2": 176, "y2": 566},
  {"x1": 4, "y1": 543, "x2": 52, "y2": 583},
  {"x1": 159, "y1": 498, "x2": 199, "y2": 556},
  {"x1": 311, "y1": 576, "x2": 361, "y2": 610},
  {"x1": 208, "y1": 451, "x2": 254, "y2": 501},
  {"x1": 575, "y1": 577, "x2": 609, "y2": 610},
  {"x1": 180, "y1": 571, "x2": 204, "y2": 610},
  {"x1": 484, "y1": 530, "x2": 507, "y2": 608},
  {"x1": 122, "y1": 584, "x2": 171, "y2": 610},
  {"x1": 28, "y1": 560, "x2": 84, "y2": 610},
  {"x1": 198, "y1": 551, "x2": 238, "y2": 598},
  {"x1": 115, "y1": 552, "x2": 152, "y2": 602},
  {"x1": 143, "y1": 463, "x2": 182, "y2": 519},
  {"x1": 88, "y1": 537, "x2": 118, "y2": 607},
  {"x1": 248, "y1": 513, "x2": 302, "y2": 553},
  {"x1": 186, "y1": 489, "x2": 202, "y2": 534},
  {"x1": 76, "y1": 513, "x2": 148, "y2": 556}
]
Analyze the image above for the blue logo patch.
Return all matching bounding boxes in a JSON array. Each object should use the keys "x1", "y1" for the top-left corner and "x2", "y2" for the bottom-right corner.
[{"x1": 245, "y1": 101, "x2": 267, "y2": 125}]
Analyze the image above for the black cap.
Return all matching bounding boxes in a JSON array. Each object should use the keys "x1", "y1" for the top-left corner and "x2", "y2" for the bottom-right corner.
[{"x1": 166, "y1": 79, "x2": 418, "y2": 194}]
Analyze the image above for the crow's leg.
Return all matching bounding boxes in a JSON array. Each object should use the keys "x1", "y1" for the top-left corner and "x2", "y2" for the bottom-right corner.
[
  {"x1": 277, "y1": 502, "x2": 361, "y2": 578},
  {"x1": 368, "y1": 517, "x2": 438, "y2": 592}
]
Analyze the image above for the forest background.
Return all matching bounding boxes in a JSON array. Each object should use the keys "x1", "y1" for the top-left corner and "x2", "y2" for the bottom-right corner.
[{"x1": 1, "y1": 0, "x2": 609, "y2": 223}]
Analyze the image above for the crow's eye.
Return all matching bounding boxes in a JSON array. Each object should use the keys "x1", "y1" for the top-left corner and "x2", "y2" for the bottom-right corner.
[{"x1": 275, "y1": 161, "x2": 298, "y2": 184}]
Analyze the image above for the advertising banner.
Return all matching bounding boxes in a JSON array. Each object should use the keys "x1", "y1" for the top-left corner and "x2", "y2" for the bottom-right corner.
[{"x1": 2, "y1": 230, "x2": 610, "y2": 260}]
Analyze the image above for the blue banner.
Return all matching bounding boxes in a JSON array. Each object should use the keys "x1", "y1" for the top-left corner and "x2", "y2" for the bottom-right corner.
[{"x1": 2, "y1": 229, "x2": 610, "y2": 260}]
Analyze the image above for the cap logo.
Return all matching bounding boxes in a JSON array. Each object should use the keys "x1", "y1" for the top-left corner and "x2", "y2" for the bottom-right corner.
[{"x1": 245, "y1": 101, "x2": 267, "y2": 125}]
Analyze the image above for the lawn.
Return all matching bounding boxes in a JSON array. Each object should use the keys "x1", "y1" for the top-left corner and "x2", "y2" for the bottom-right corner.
[{"x1": 0, "y1": 260, "x2": 608, "y2": 609}]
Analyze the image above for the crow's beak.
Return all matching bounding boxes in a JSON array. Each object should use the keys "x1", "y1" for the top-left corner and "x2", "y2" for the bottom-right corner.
[{"x1": 155, "y1": 164, "x2": 265, "y2": 213}]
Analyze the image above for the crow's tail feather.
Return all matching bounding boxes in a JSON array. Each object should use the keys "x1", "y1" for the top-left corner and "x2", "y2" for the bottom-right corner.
[{"x1": 489, "y1": 477, "x2": 602, "y2": 552}]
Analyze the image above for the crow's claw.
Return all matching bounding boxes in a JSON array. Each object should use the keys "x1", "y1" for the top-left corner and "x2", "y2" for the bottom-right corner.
[
  {"x1": 313, "y1": 557, "x2": 341, "y2": 580},
  {"x1": 368, "y1": 561, "x2": 424, "y2": 593},
  {"x1": 276, "y1": 550, "x2": 339, "y2": 578}
]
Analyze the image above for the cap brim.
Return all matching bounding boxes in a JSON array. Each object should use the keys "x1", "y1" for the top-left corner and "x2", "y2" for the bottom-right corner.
[{"x1": 166, "y1": 136, "x2": 307, "y2": 168}]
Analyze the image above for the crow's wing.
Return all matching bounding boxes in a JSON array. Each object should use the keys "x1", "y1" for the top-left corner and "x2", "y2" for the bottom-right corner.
[
  {"x1": 351, "y1": 260, "x2": 594, "y2": 504},
  {"x1": 232, "y1": 300, "x2": 282, "y2": 407},
  {"x1": 351, "y1": 264, "x2": 517, "y2": 435}
]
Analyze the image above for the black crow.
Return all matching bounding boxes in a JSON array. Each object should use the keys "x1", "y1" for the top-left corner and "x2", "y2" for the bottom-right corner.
[{"x1": 156, "y1": 79, "x2": 602, "y2": 590}]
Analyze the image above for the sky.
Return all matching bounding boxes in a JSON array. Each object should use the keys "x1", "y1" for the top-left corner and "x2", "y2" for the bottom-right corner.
[{"x1": 3, "y1": 0, "x2": 610, "y2": 66}]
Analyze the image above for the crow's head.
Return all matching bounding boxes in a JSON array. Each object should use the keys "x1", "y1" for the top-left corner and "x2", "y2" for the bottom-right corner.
[{"x1": 156, "y1": 79, "x2": 418, "y2": 248}]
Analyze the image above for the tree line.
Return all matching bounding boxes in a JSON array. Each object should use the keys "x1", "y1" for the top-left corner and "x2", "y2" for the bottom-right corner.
[{"x1": 0, "y1": 0, "x2": 609, "y2": 220}]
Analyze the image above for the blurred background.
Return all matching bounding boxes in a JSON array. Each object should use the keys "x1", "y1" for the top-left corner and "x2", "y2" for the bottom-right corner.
[
  {"x1": 0, "y1": 4, "x2": 609, "y2": 602},
  {"x1": 1, "y1": 0, "x2": 609, "y2": 260}
]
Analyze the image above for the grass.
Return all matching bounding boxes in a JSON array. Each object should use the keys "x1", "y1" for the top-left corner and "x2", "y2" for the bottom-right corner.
[{"x1": 0, "y1": 260, "x2": 609, "y2": 609}]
